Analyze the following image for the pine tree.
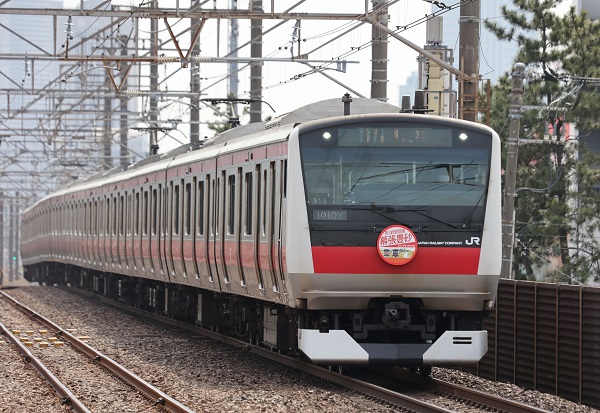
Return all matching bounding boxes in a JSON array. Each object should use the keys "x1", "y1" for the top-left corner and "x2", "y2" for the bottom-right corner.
[{"x1": 485, "y1": 0, "x2": 600, "y2": 284}]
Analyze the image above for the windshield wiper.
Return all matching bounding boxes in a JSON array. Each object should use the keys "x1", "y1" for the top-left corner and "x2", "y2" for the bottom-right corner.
[
  {"x1": 380, "y1": 207, "x2": 459, "y2": 229},
  {"x1": 409, "y1": 209, "x2": 459, "y2": 229},
  {"x1": 343, "y1": 205, "x2": 463, "y2": 230},
  {"x1": 342, "y1": 205, "x2": 411, "y2": 227},
  {"x1": 462, "y1": 190, "x2": 487, "y2": 228}
]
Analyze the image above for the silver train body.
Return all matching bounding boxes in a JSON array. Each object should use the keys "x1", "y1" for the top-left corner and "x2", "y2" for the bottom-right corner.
[{"x1": 21, "y1": 98, "x2": 501, "y2": 367}]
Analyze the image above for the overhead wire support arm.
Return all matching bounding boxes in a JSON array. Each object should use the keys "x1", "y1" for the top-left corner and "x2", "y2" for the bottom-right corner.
[
  {"x1": 365, "y1": 17, "x2": 477, "y2": 83},
  {"x1": 164, "y1": 17, "x2": 206, "y2": 67}
]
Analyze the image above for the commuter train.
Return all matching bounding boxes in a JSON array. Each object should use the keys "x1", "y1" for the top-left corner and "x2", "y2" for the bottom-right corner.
[{"x1": 20, "y1": 97, "x2": 501, "y2": 371}]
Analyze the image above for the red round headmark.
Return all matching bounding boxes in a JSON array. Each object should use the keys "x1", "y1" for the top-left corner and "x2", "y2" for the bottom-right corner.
[{"x1": 376, "y1": 225, "x2": 418, "y2": 265}]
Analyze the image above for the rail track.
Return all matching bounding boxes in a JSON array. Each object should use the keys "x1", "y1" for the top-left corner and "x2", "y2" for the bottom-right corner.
[
  {"x1": 0, "y1": 288, "x2": 194, "y2": 413},
  {"x1": 52, "y1": 285, "x2": 554, "y2": 413}
]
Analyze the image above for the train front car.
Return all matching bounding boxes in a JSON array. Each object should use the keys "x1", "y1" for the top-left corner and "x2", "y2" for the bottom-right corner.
[{"x1": 286, "y1": 114, "x2": 501, "y2": 368}]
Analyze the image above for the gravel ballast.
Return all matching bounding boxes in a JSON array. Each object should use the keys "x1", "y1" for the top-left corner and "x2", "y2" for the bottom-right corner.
[{"x1": 3, "y1": 285, "x2": 600, "y2": 413}]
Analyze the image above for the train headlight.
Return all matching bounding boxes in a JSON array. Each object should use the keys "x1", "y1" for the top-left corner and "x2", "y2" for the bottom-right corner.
[
  {"x1": 459, "y1": 132, "x2": 469, "y2": 141},
  {"x1": 322, "y1": 131, "x2": 332, "y2": 141}
]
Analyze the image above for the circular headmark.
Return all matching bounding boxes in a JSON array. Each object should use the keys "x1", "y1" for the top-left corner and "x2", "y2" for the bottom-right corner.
[{"x1": 376, "y1": 225, "x2": 418, "y2": 266}]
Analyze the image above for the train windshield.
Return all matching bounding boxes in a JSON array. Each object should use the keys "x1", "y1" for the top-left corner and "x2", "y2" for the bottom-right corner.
[{"x1": 299, "y1": 122, "x2": 492, "y2": 232}]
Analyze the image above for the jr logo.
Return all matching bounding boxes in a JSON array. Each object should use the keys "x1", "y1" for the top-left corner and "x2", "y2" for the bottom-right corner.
[{"x1": 465, "y1": 237, "x2": 481, "y2": 246}]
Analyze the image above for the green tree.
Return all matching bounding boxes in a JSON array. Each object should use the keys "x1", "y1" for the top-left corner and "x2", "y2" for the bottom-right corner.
[{"x1": 485, "y1": 0, "x2": 600, "y2": 284}]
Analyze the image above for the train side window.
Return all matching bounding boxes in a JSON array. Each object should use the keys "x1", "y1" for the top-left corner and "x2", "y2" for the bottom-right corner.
[
  {"x1": 89, "y1": 201, "x2": 93, "y2": 236},
  {"x1": 152, "y1": 188, "x2": 158, "y2": 235},
  {"x1": 197, "y1": 179, "x2": 205, "y2": 236},
  {"x1": 244, "y1": 171, "x2": 253, "y2": 236},
  {"x1": 65, "y1": 203, "x2": 69, "y2": 235},
  {"x1": 185, "y1": 182, "x2": 192, "y2": 235},
  {"x1": 283, "y1": 159, "x2": 287, "y2": 198},
  {"x1": 262, "y1": 169, "x2": 267, "y2": 237},
  {"x1": 134, "y1": 192, "x2": 140, "y2": 236},
  {"x1": 227, "y1": 174, "x2": 235, "y2": 235},
  {"x1": 69, "y1": 203, "x2": 72, "y2": 235},
  {"x1": 173, "y1": 184, "x2": 180, "y2": 235},
  {"x1": 120, "y1": 195, "x2": 125, "y2": 236},
  {"x1": 113, "y1": 195, "x2": 118, "y2": 236},
  {"x1": 163, "y1": 186, "x2": 168, "y2": 236},
  {"x1": 210, "y1": 177, "x2": 215, "y2": 236},
  {"x1": 126, "y1": 194, "x2": 131, "y2": 236},
  {"x1": 106, "y1": 197, "x2": 111, "y2": 236},
  {"x1": 143, "y1": 190, "x2": 149, "y2": 236}
]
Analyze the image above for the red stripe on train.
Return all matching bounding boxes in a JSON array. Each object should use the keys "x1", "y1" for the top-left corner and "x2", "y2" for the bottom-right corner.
[{"x1": 311, "y1": 246, "x2": 480, "y2": 275}]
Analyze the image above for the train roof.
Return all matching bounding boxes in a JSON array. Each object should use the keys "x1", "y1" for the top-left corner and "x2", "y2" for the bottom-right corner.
[
  {"x1": 25, "y1": 97, "x2": 500, "y2": 214},
  {"x1": 202, "y1": 97, "x2": 401, "y2": 147}
]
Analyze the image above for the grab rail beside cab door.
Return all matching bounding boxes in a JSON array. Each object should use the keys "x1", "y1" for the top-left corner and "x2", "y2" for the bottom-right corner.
[{"x1": 271, "y1": 159, "x2": 288, "y2": 300}]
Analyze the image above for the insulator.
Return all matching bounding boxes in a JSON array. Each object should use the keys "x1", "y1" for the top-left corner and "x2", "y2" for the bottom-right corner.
[
  {"x1": 155, "y1": 56, "x2": 179, "y2": 63},
  {"x1": 190, "y1": 56, "x2": 216, "y2": 63}
]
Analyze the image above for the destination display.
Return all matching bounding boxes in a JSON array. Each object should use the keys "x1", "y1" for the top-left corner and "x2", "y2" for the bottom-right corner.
[{"x1": 338, "y1": 126, "x2": 453, "y2": 147}]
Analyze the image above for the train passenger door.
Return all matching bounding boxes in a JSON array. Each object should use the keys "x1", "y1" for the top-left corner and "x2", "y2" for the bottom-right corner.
[
  {"x1": 132, "y1": 189, "x2": 141, "y2": 277},
  {"x1": 207, "y1": 173, "x2": 223, "y2": 291},
  {"x1": 224, "y1": 167, "x2": 245, "y2": 294},
  {"x1": 123, "y1": 192, "x2": 130, "y2": 273},
  {"x1": 182, "y1": 176, "x2": 199, "y2": 287},
  {"x1": 150, "y1": 184, "x2": 167, "y2": 280},
  {"x1": 110, "y1": 194, "x2": 117, "y2": 269},
  {"x1": 147, "y1": 185, "x2": 156, "y2": 277},
  {"x1": 116, "y1": 192, "x2": 124, "y2": 270},
  {"x1": 84, "y1": 200, "x2": 91, "y2": 266},
  {"x1": 100, "y1": 194, "x2": 108, "y2": 269},
  {"x1": 92, "y1": 198, "x2": 100, "y2": 268},
  {"x1": 171, "y1": 179, "x2": 186, "y2": 281},
  {"x1": 216, "y1": 171, "x2": 230, "y2": 291},
  {"x1": 273, "y1": 159, "x2": 288, "y2": 299},
  {"x1": 196, "y1": 174, "x2": 217, "y2": 290},
  {"x1": 241, "y1": 164, "x2": 262, "y2": 296},
  {"x1": 140, "y1": 186, "x2": 149, "y2": 276},
  {"x1": 162, "y1": 183, "x2": 174, "y2": 282},
  {"x1": 257, "y1": 160, "x2": 281, "y2": 301}
]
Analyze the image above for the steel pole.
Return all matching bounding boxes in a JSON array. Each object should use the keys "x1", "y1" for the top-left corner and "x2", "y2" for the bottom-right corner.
[{"x1": 500, "y1": 63, "x2": 526, "y2": 279}]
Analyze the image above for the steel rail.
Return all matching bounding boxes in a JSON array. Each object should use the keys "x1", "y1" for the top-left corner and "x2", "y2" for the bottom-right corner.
[
  {"x1": 428, "y1": 377, "x2": 554, "y2": 413},
  {"x1": 62, "y1": 287, "x2": 454, "y2": 413},
  {"x1": 372, "y1": 366, "x2": 554, "y2": 413},
  {"x1": 0, "y1": 318, "x2": 91, "y2": 413},
  {"x1": 0, "y1": 289, "x2": 195, "y2": 413},
  {"x1": 64, "y1": 285, "x2": 558, "y2": 413}
]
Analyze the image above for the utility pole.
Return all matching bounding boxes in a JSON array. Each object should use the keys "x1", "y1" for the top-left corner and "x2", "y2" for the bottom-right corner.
[
  {"x1": 149, "y1": 0, "x2": 159, "y2": 155},
  {"x1": 190, "y1": 0, "x2": 202, "y2": 147},
  {"x1": 14, "y1": 193, "x2": 19, "y2": 280},
  {"x1": 0, "y1": 192, "x2": 3, "y2": 284},
  {"x1": 104, "y1": 60, "x2": 113, "y2": 170},
  {"x1": 119, "y1": 35, "x2": 129, "y2": 169},
  {"x1": 249, "y1": 0, "x2": 263, "y2": 123},
  {"x1": 229, "y1": 0, "x2": 239, "y2": 116},
  {"x1": 8, "y1": 196, "x2": 14, "y2": 281},
  {"x1": 370, "y1": 0, "x2": 388, "y2": 101},
  {"x1": 500, "y1": 63, "x2": 526, "y2": 279},
  {"x1": 458, "y1": 0, "x2": 480, "y2": 122}
]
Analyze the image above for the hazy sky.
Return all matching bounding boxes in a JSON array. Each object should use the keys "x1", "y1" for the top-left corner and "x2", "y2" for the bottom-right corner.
[{"x1": 62, "y1": 0, "x2": 432, "y2": 150}]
